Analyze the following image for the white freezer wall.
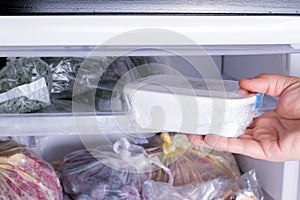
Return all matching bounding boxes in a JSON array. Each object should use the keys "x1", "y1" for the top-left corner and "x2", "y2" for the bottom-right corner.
[
  {"x1": 289, "y1": 54, "x2": 300, "y2": 78},
  {"x1": 222, "y1": 53, "x2": 300, "y2": 78},
  {"x1": 299, "y1": 165, "x2": 300, "y2": 200},
  {"x1": 290, "y1": 54, "x2": 300, "y2": 200},
  {"x1": 223, "y1": 54, "x2": 289, "y2": 79}
]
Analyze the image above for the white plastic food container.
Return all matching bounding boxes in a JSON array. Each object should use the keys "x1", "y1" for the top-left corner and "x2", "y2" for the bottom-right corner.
[{"x1": 124, "y1": 75, "x2": 263, "y2": 137}]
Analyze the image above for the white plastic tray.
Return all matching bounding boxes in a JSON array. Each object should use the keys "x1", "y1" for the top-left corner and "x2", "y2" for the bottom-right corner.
[{"x1": 124, "y1": 75, "x2": 262, "y2": 137}]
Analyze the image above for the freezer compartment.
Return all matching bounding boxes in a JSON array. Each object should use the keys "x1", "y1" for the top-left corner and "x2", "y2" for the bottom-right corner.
[
  {"x1": 0, "y1": 45, "x2": 289, "y2": 136},
  {"x1": 0, "y1": 52, "x2": 223, "y2": 135},
  {"x1": 0, "y1": 45, "x2": 299, "y2": 200}
]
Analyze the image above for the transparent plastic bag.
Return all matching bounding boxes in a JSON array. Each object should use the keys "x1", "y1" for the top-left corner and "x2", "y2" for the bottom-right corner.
[
  {"x1": 0, "y1": 58, "x2": 52, "y2": 113},
  {"x1": 142, "y1": 178, "x2": 233, "y2": 200},
  {"x1": 142, "y1": 170, "x2": 263, "y2": 200},
  {"x1": 146, "y1": 133, "x2": 240, "y2": 186},
  {"x1": 235, "y1": 170, "x2": 264, "y2": 200},
  {"x1": 0, "y1": 57, "x2": 52, "y2": 93},
  {"x1": 61, "y1": 137, "x2": 168, "y2": 200},
  {"x1": 42, "y1": 57, "x2": 81, "y2": 94},
  {"x1": 0, "y1": 78, "x2": 50, "y2": 113},
  {"x1": 44, "y1": 56, "x2": 177, "y2": 112},
  {"x1": 43, "y1": 57, "x2": 138, "y2": 112},
  {"x1": 0, "y1": 140, "x2": 62, "y2": 200}
]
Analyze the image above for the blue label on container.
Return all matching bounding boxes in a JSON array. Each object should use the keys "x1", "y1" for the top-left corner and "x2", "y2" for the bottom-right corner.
[{"x1": 255, "y1": 93, "x2": 264, "y2": 109}]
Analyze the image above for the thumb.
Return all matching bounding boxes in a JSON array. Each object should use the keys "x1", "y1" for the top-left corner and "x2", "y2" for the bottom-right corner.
[{"x1": 239, "y1": 74, "x2": 300, "y2": 118}]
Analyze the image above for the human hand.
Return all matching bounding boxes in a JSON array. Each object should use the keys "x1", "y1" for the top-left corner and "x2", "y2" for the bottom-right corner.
[{"x1": 189, "y1": 74, "x2": 300, "y2": 162}]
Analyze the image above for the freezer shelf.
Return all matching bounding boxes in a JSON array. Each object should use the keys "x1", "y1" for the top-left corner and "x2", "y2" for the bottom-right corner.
[
  {"x1": 0, "y1": 94, "x2": 278, "y2": 136},
  {"x1": 0, "y1": 113, "x2": 154, "y2": 136},
  {"x1": 0, "y1": 44, "x2": 297, "y2": 57}
]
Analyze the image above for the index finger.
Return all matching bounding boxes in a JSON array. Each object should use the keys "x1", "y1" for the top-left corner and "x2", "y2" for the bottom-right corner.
[
  {"x1": 239, "y1": 73, "x2": 300, "y2": 97},
  {"x1": 204, "y1": 134, "x2": 267, "y2": 160}
]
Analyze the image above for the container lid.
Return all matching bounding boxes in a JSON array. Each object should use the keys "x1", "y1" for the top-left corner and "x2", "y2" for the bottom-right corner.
[{"x1": 124, "y1": 75, "x2": 256, "y2": 100}]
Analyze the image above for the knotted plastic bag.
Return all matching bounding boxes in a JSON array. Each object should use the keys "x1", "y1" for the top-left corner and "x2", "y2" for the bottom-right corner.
[
  {"x1": 146, "y1": 133, "x2": 240, "y2": 186},
  {"x1": 62, "y1": 137, "x2": 171, "y2": 200},
  {"x1": 0, "y1": 140, "x2": 62, "y2": 200}
]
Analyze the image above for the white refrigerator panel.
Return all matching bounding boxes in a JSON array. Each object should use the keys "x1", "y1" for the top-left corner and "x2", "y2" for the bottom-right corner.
[{"x1": 1, "y1": 16, "x2": 300, "y2": 46}]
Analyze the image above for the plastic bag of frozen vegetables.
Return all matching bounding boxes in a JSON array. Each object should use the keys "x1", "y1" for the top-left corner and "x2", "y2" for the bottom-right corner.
[
  {"x1": 146, "y1": 132, "x2": 241, "y2": 187},
  {"x1": 0, "y1": 58, "x2": 52, "y2": 113},
  {"x1": 42, "y1": 56, "x2": 134, "y2": 112},
  {"x1": 42, "y1": 56, "x2": 177, "y2": 112}
]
